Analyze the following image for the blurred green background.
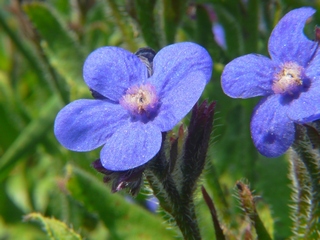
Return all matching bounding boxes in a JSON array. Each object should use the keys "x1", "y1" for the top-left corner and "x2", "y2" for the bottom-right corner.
[{"x1": 0, "y1": 0, "x2": 319, "y2": 239}]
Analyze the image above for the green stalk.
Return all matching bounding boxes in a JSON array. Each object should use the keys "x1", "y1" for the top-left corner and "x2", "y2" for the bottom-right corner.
[
  {"x1": 288, "y1": 149, "x2": 311, "y2": 237},
  {"x1": 145, "y1": 149, "x2": 201, "y2": 240},
  {"x1": 204, "y1": 164, "x2": 231, "y2": 224},
  {"x1": 236, "y1": 181, "x2": 272, "y2": 240},
  {"x1": 146, "y1": 168, "x2": 201, "y2": 240},
  {"x1": 201, "y1": 186, "x2": 226, "y2": 240},
  {"x1": 292, "y1": 124, "x2": 320, "y2": 239}
]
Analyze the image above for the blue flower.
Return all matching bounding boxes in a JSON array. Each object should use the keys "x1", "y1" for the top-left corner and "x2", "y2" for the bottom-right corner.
[
  {"x1": 54, "y1": 42, "x2": 213, "y2": 171},
  {"x1": 221, "y1": 7, "x2": 320, "y2": 157},
  {"x1": 212, "y1": 23, "x2": 226, "y2": 50}
]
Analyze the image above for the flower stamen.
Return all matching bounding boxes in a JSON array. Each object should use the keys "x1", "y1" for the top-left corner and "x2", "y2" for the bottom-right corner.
[
  {"x1": 120, "y1": 83, "x2": 159, "y2": 117},
  {"x1": 272, "y1": 62, "x2": 303, "y2": 94}
]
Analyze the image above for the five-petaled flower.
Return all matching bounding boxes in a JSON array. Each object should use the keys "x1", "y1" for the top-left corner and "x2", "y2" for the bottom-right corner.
[
  {"x1": 221, "y1": 7, "x2": 320, "y2": 157},
  {"x1": 54, "y1": 42, "x2": 213, "y2": 171}
]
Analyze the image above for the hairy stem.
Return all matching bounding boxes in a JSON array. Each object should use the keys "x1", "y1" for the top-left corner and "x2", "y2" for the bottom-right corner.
[
  {"x1": 292, "y1": 124, "x2": 320, "y2": 239},
  {"x1": 145, "y1": 157, "x2": 201, "y2": 240}
]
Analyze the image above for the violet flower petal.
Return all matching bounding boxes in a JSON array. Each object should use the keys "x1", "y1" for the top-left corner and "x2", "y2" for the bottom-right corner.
[
  {"x1": 150, "y1": 42, "x2": 212, "y2": 97},
  {"x1": 250, "y1": 95, "x2": 295, "y2": 157},
  {"x1": 221, "y1": 54, "x2": 277, "y2": 98},
  {"x1": 148, "y1": 42, "x2": 212, "y2": 131},
  {"x1": 212, "y1": 23, "x2": 227, "y2": 50},
  {"x1": 54, "y1": 99, "x2": 129, "y2": 151},
  {"x1": 152, "y1": 71, "x2": 207, "y2": 131},
  {"x1": 100, "y1": 122, "x2": 162, "y2": 171},
  {"x1": 287, "y1": 79, "x2": 320, "y2": 123},
  {"x1": 305, "y1": 48, "x2": 320, "y2": 78},
  {"x1": 287, "y1": 48, "x2": 320, "y2": 122},
  {"x1": 268, "y1": 7, "x2": 317, "y2": 66},
  {"x1": 83, "y1": 47, "x2": 148, "y2": 101}
]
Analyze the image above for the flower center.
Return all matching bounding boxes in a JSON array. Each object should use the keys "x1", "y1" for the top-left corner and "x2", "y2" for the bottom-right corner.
[
  {"x1": 120, "y1": 83, "x2": 159, "y2": 118},
  {"x1": 272, "y1": 62, "x2": 303, "y2": 94}
]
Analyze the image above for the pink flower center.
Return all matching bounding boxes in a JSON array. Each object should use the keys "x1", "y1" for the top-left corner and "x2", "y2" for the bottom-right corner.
[
  {"x1": 272, "y1": 62, "x2": 303, "y2": 94},
  {"x1": 120, "y1": 83, "x2": 159, "y2": 117}
]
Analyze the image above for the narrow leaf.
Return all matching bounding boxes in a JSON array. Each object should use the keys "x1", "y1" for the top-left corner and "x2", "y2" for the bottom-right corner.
[
  {"x1": 66, "y1": 164, "x2": 176, "y2": 240},
  {"x1": 163, "y1": 0, "x2": 186, "y2": 44},
  {"x1": 24, "y1": 212, "x2": 82, "y2": 240},
  {"x1": 243, "y1": 0, "x2": 259, "y2": 53},
  {"x1": 194, "y1": 4, "x2": 225, "y2": 61},
  {"x1": 204, "y1": 164, "x2": 232, "y2": 225},
  {"x1": 201, "y1": 186, "x2": 226, "y2": 240},
  {"x1": 214, "y1": 4, "x2": 244, "y2": 58},
  {"x1": 6, "y1": 172, "x2": 33, "y2": 213},
  {"x1": 23, "y1": 2, "x2": 85, "y2": 87},
  {"x1": 107, "y1": 0, "x2": 138, "y2": 51},
  {"x1": 134, "y1": 0, "x2": 161, "y2": 50},
  {"x1": 0, "y1": 96, "x2": 61, "y2": 181},
  {"x1": 0, "y1": 9, "x2": 63, "y2": 100}
]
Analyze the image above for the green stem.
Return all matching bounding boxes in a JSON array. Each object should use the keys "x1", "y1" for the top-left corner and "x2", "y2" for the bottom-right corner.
[
  {"x1": 289, "y1": 150, "x2": 311, "y2": 236},
  {"x1": 292, "y1": 124, "x2": 320, "y2": 239},
  {"x1": 236, "y1": 181, "x2": 272, "y2": 240},
  {"x1": 145, "y1": 159, "x2": 201, "y2": 240},
  {"x1": 204, "y1": 164, "x2": 231, "y2": 224},
  {"x1": 252, "y1": 213, "x2": 273, "y2": 240},
  {"x1": 201, "y1": 186, "x2": 226, "y2": 240}
]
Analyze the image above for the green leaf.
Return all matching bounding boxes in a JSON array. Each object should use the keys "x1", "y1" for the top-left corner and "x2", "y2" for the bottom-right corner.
[
  {"x1": 0, "y1": 9, "x2": 61, "y2": 99},
  {"x1": 23, "y1": 2, "x2": 86, "y2": 89},
  {"x1": 204, "y1": 164, "x2": 231, "y2": 226},
  {"x1": 24, "y1": 212, "x2": 82, "y2": 240},
  {"x1": 134, "y1": 0, "x2": 161, "y2": 50},
  {"x1": 163, "y1": 0, "x2": 186, "y2": 44},
  {"x1": 207, "y1": 95, "x2": 292, "y2": 238},
  {"x1": 6, "y1": 172, "x2": 33, "y2": 213},
  {"x1": 194, "y1": 4, "x2": 225, "y2": 61},
  {"x1": 0, "y1": 96, "x2": 62, "y2": 181},
  {"x1": 254, "y1": 155, "x2": 292, "y2": 238},
  {"x1": 243, "y1": 0, "x2": 259, "y2": 53},
  {"x1": 66, "y1": 164, "x2": 176, "y2": 240},
  {"x1": 0, "y1": 220, "x2": 46, "y2": 240},
  {"x1": 107, "y1": 0, "x2": 138, "y2": 51},
  {"x1": 213, "y1": 4, "x2": 244, "y2": 59}
]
